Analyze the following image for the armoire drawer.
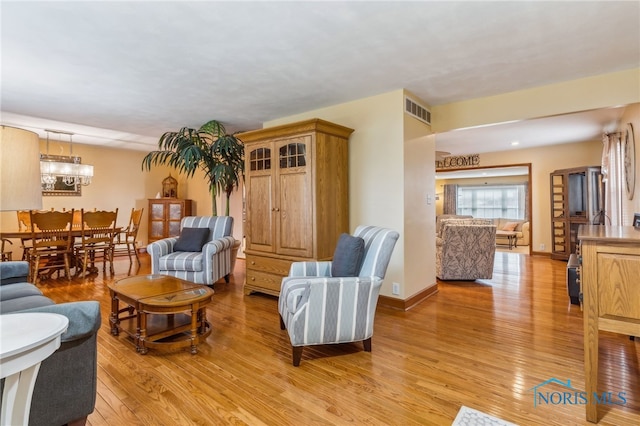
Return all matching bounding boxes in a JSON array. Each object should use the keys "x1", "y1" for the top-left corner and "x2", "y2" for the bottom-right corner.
[
  {"x1": 245, "y1": 254, "x2": 291, "y2": 276},
  {"x1": 244, "y1": 269, "x2": 285, "y2": 296}
]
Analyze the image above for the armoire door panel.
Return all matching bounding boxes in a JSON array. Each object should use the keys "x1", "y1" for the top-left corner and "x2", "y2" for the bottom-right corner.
[
  {"x1": 247, "y1": 174, "x2": 274, "y2": 252},
  {"x1": 277, "y1": 171, "x2": 312, "y2": 257}
]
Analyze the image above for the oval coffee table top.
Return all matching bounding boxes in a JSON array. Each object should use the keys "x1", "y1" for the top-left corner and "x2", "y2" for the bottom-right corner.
[{"x1": 109, "y1": 274, "x2": 213, "y2": 301}]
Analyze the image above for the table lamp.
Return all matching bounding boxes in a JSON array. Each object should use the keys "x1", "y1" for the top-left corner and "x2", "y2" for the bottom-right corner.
[{"x1": 0, "y1": 125, "x2": 43, "y2": 211}]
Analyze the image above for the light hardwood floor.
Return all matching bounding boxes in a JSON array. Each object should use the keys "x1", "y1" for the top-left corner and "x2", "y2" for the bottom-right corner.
[{"x1": 36, "y1": 252, "x2": 639, "y2": 425}]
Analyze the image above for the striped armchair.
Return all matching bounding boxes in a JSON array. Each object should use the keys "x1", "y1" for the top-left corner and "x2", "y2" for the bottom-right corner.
[
  {"x1": 278, "y1": 225, "x2": 399, "y2": 366},
  {"x1": 147, "y1": 216, "x2": 234, "y2": 286}
]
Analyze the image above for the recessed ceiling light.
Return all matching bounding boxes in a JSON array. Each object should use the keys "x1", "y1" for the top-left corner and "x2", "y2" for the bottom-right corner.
[{"x1": 511, "y1": 141, "x2": 520, "y2": 146}]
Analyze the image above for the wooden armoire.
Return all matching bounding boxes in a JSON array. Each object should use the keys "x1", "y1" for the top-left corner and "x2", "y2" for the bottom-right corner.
[{"x1": 237, "y1": 119, "x2": 353, "y2": 296}]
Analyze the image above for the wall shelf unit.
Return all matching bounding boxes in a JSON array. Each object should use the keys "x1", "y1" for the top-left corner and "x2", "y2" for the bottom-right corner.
[{"x1": 550, "y1": 166, "x2": 604, "y2": 260}]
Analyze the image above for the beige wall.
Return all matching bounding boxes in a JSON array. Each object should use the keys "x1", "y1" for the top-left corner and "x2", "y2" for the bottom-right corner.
[
  {"x1": 403, "y1": 131, "x2": 436, "y2": 298},
  {"x1": 435, "y1": 140, "x2": 602, "y2": 253},
  {"x1": 434, "y1": 101, "x2": 640, "y2": 252},
  {"x1": 263, "y1": 73, "x2": 639, "y2": 299},
  {"x1": 265, "y1": 90, "x2": 416, "y2": 298},
  {"x1": 433, "y1": 68, "x2": 639, "y2": 254},
  {"x1": 4, "y1": 69, "x2": 637, "y2": 303},
  {"x1": 433, "y1": 69, "x2": 640, "y2": 133},
  {"x1": 1, "y1": 139, "x2": 245, "y2": 259},
  {"x1": 176, "y1": 167, "x2": 245, "y2": 257}
]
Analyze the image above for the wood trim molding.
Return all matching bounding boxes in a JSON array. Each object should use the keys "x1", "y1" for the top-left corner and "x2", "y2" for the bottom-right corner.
[
  {"x1": 531, "y1": 251, "x2": 551, "y2": 257},
  {"x1": 378, "y1": 284, "x2": 439, "y2": 311},
  {"x1": 237, "y1": 118, "x2": 354, "y2": 142}
]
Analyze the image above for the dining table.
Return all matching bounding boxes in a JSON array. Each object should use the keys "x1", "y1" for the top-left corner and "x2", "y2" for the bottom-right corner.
[
  {"x1": 0, "y1": 227, "x2": 121, "y2": 240},
  {"x1": 0, "y1": 227, "x2": 121, "y2": 276}
]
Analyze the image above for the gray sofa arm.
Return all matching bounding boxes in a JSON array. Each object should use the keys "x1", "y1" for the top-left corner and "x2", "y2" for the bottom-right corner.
[
  {"x1": 0, "y1": 261, "x2": 29, "y2": 285},
  {"x1": 4, "y1": 301, "x2": 101, "y2": 426},
  {"x1": 20, "y1": 301, "x2": 101, "y2": 342}
]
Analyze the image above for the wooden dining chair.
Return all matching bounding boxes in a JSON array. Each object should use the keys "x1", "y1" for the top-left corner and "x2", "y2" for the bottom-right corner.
[
  {"x1": 113, "y1": 208, "x2": 143, "y2": 265},
  {"x1": 75, "y1": 209, "x2": 119, "y2": 276},
  {"x1": 29, "y1": 209, "x2": 75, "y2": 284},
  {"x1": 17, "y1": 210, "x2": 34, "y2": 261},
  {"x1": 62, "y1": 208, "x2": 84, "y2": 229},
  {"x1": 72, "y1": 209, "x2": 83, "y2": 229},
  {"x1": 1, "y1": 238, "x2": 12, "y2": 261},
  {"x1": 17, "y1": 208, "x2": 56, "y2": 261}
]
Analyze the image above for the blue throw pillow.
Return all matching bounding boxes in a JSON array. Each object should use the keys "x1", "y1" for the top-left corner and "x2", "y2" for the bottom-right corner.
[
  {"x1": 331, "y1": 233, "x2": 365, "y2": 277},
  {"x1": 174, "y1": 227, "x2": 210, "y2": 252}
]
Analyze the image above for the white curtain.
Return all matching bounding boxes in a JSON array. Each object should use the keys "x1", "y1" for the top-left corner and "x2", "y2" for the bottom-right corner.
[
  {"x1": 602, "y1": 132, "x2": 623, "y2": 225},
  {"x1": 443, "y1": 184, "x2": 458, "y2": 214}
]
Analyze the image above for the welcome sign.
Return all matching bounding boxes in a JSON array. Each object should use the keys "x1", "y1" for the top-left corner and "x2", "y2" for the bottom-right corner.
[{"x1": 436, "y1": 154, "x2": 480, "y2": 169}]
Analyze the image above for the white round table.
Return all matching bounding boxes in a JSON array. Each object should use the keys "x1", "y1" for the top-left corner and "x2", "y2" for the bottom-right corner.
[{"x1": 0, "y1": 312, "x2": 69, "y2": 426}]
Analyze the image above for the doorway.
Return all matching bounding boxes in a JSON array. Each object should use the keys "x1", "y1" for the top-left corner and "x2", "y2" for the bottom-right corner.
[{"x1": 435, "y1": 163, "x2": 533, "y2": 255}]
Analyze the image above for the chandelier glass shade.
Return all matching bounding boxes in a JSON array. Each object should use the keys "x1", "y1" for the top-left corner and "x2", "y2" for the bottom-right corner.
[{"x1": 40, "y1": 130, "x2": 93, "y2": 190}]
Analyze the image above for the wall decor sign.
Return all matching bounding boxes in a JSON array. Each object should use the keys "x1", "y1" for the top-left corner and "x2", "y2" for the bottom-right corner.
[
  {"x1": 436, "y1": 154, "x2": 480, "y2": 170},
  {"x1": 623, "y1": 123, "x2": 635, "y2": 200}
]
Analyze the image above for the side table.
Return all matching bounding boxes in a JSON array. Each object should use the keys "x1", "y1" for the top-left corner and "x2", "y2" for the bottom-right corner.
[
  {"x1": 496, "y1": 230, "x2": 518, "y2": 249},
  {"x1": 0, "y1": 313, "x2": 69, "y2": 426}
]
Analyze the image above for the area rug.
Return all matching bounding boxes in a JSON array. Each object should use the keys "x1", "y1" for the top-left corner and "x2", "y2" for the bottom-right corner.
[{"x1": 452, "y1": 406, "x2": 518, "y2": 426}]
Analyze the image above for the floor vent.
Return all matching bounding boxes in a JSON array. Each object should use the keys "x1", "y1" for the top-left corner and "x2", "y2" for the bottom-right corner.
[{"x1": 404, "y1": 96, "x2": 431, "y2": 125}]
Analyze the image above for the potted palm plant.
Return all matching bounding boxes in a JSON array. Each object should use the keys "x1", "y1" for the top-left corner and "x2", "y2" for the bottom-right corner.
[{"x1": 142, "y1": 120, "x2": 244, "y2": 269}]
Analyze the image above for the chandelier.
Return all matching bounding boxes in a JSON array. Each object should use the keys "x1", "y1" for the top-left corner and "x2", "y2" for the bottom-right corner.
[{"x1": 40, "y1": 129, "x2": 94, "y2": 190}]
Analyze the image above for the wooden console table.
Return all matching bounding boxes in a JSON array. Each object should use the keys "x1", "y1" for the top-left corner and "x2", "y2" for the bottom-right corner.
[{"x1": 578, "y1": 225, "x2": 640, "y2": 423}]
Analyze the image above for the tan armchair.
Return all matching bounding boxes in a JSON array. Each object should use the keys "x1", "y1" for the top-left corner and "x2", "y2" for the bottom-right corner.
[{"x1": 436, "y1": 219, "x2": 497, "y2": 280}]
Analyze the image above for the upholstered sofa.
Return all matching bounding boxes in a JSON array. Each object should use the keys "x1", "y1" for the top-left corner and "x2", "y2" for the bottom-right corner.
[
  {"x1": 0, "y1": 261, "x2": 100, "y2": 426},
  {"x1": 491, "y1": 218, "x2": 530, "y2": 246},
  {"x1": 147, "y1": 216, "x2": 235, "y2": 286},
  {"x1": 436, "y1": 218, "x2": 497, "y2": 280},
  {"x1": 436, "y1": 214, "x2": 473, "y2": 236}
]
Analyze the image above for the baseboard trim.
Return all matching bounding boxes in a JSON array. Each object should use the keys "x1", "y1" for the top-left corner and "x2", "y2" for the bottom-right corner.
[
  {"x1": 378, "y1": 284, "x2": 439, "y2": 311},
  {"x1": 531, "y1": 251, "x2": 551, "y2": 257}
]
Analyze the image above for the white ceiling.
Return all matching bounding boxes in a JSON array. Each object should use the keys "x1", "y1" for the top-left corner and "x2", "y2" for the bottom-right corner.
[{"x1": 1, "y1": 1, "x2": 638, "y2": 153}]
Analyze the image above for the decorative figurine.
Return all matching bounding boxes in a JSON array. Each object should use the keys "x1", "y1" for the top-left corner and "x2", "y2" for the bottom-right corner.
[{"x1": 162, "y1": 174, "x2": 178, "y2": 198}]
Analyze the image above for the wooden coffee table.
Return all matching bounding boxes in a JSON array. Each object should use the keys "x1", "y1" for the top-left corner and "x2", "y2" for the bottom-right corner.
[{"x1": 108, "y1": 275, "x2": 214, "y2": 354}]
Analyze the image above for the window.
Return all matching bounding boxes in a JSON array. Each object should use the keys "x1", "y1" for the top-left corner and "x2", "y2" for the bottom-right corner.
[
  {"x1": 249, "y1": 148, "x2": 271, "y2": 171},
  {"x1": 457, "y1": 184, "x2": 526, "y2": 219},
  {"x1": 279, "y1": 143, "x2": 306, "y2": 169}
]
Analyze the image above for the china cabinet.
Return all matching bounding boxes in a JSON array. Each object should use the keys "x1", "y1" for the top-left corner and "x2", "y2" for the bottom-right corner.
[{"x1": 148, "y1": 199, "x2": 192, "y2": 243}]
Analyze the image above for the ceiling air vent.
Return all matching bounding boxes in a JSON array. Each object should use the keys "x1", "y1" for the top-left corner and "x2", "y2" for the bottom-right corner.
[{"x1": 404, "y1": 96, "x2": 431, "y2": 125}]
